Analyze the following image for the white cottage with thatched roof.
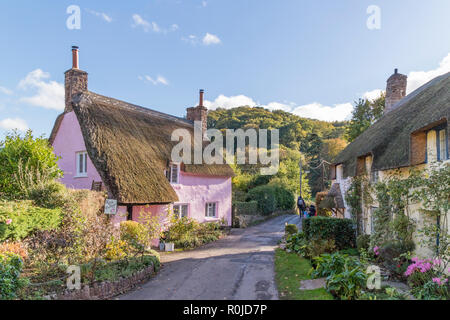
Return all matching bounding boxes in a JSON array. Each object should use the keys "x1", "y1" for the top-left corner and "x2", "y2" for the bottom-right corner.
[
  {"x1": 49, "y1": 47, "x2": 234, "y2": 228},
  {"x1": 328, "y1": 69, "x2": 450, "y2": 257}
]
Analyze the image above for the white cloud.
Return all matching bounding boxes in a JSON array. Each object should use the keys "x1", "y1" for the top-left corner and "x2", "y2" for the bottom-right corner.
[
  {"x1": 182, "y1": 35, "x2": 198, "y2": 45},
  {"x1": 0, "y1": 86, "x2": 13, "y2": 95},
  {"x1": 18, "y1": 69, "x2": 64, "y2": 111},
  {"x1": 86, "y1": 9, "x2": 112, "y2": 23},
  {"x1": 204, "y1": 94, "x2": 257, "y2": 110},
  {"x1": 202, "y1": 33, "x2": 221, "y2": 45},
  {"x1": 0, "y1": 118, "x2": 28, "y2": 132},
  {"x1": 202, "y1": 1, "x2": 208, "y2": 7},
  {"x1": 406, "y1": 53, "x2": 450, "y2": 94},
  {"x1": 132, "y1": 14, "x2": 178, "y2": 34},
  {"x1": 291, "y1": 102, "x2": 354, "y2": 122},
  {"x1": 203, "y1": 94, "x2": 354, "y2": 122},
  {"x1": 139, "y1": 75, "x2": 169, "y2": 86},
  {"x1": 363, "y1": 89, "x2": 384, "y2": 101}
]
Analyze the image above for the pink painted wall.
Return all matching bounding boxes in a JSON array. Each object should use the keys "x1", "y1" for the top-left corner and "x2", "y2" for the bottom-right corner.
[
  {"x1": 172, "y1": 172, "x2": 232, "y2": 226},
  {"x1": 52, "y1": 111, "x2": 103, "y2": 190},
  {"x1": 52, "y1": 111, "x2": 232, "y2": 228}
]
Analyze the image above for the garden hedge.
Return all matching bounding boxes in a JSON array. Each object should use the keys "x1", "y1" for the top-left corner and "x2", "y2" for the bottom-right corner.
[
  {"x1": 246, "y1": 185, "x2": 294, "y2": 215},
  {"x1": 303, "y1": 216, "x2": 356, "y2": 250},
  {"x1": 232, "y1": 201, "x2": 259, "y2": 216}
]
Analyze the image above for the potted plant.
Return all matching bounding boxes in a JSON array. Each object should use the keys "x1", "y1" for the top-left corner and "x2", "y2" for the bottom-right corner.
[
  {"x1": 163, "y1": 230, "x2": 175, "y2": 252},
  {"x1": 159, "y1": 232, "x2": 166, "y2": 251}
]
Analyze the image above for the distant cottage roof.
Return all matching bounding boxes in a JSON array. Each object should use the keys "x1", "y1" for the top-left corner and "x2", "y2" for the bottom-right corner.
[
  {"x1": 334, "y1": 72, "x2": 450, "y2": 177},
  {"x1": 50, "y1": 91, "x2": 234, "y2": 204}
]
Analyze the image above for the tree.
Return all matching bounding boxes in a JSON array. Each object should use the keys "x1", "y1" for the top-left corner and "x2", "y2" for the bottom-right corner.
[
  {"x1": 320, "y1": 138, "x2": 348, "y2": 163},
  {"x1": 0, "y1": 130, "x2": 62, "y2": 199},
  {"x1": 345, "y1": 94, "x2": 385, "y2": 142}
]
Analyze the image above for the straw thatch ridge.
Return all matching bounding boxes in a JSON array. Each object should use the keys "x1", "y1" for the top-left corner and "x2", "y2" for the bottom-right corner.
[
  {"x1": 334, "y1": 72, "x2": 450, "y2": 177},
  {"x1": 71, "y1": 91, "x2": 234, "y2": 204}
]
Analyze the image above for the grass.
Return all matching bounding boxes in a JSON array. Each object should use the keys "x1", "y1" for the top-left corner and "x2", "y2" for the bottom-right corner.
[{"x1": 274, "y1": 249, "x2": 333, "y2": 300}]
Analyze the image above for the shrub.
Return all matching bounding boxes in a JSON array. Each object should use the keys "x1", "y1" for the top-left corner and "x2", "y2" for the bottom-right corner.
[
  {"x1": 0, "y1": 201, "x2": 62, "y2": 241},
  {"x1": 105, "y1": 237, "x2": 130, "y2": 261},
  {"x1": 0, "y1": 242, "x2": 28, "y2": 260},
  {"x1": 285, "y1": 224, "x2": 298, "y2": 236},
  {"x1": 120, "y1": 221, "x2": 149, "y2": 253},
  {"x1": 0, "y1": 130, "x2": 62, "y2": 199},
  {"x1": 233, "y1": 201, "x2": 259, "y2": 216},
  {"x1": 0, "y1": 252, "x2": 29, "y2": 300},
  {"x1": 303, "y1": 216, "x2": 356, "y2": 250},
  {"x1": 164, "y1": 218, "x2": 223, "y2": 249},
  {"x1": 27, "y1": 180, "x2": 69, "y2": 209},
  {"x1": 412, "y1": 279, "x2": 449, "y2": 300},
  {"x1": 247, "y1": 186, "x2": 277, "y2": 215},
  {"x1": 378, "y1": 240, "x2": 415, "y2": 273},
  {"x1": 357, "y1": 234, "x2": 371, "y2": 251},
  {"x1": 311, "y1": 252, "x2": 367, "y2": 300},
  {"x1": 285, "y1": 232, "x2": 308, "y2": 256},
  {"x1": 326, "y1": 266, "x2": 368, "y2": 300},
  {"x1": 307, "y1": 239, "x2": 336, "y2": 258},
  {"x1": 311, "y1": 252, "x2": 362, "y2": 278},
  {"x1": 247, "y1": 185, "x2": 294, "y2": 215}
]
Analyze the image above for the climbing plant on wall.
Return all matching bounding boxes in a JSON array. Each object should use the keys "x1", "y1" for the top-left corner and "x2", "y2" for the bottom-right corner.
[{"x1": 345, "y1": 175, "x2": 372, "y2": 236}]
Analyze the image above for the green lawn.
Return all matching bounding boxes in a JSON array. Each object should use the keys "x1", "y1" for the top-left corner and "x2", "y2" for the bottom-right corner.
[{"x1": 274, "y1": 249, "x2": 333, "y2": 300}]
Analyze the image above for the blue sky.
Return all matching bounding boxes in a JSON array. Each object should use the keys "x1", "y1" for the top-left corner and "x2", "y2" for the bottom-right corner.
[{"x1": 1, "y1": 0, "x2": 450, "y2": 138}]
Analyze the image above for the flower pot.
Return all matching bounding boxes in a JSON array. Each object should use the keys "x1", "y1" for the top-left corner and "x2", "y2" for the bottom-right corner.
[
  {"x1": 159, "y1": 242, "x2": 165, "y2": 251},
  {"x1": 165, "y1": 243, "x2": 175, "y2": 252}
]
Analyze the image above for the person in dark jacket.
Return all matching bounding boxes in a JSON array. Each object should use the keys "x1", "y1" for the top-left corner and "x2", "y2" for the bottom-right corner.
[
  {"x1": 297, "y1": 196, "x2": 306, "y2": 216},
  {"x1": 308, "y1": 205, "x2": 316, "y2": 218}
]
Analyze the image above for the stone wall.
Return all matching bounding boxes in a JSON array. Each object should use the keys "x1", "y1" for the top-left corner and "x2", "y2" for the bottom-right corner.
[{"x1": 47, "y1": 263, "x2": 156, "y2": 300}]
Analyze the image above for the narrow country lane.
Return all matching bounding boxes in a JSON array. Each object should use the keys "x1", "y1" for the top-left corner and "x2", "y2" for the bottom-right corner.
[{"x1": 119, "y1": 215, "x2": 301, "y2": 300}]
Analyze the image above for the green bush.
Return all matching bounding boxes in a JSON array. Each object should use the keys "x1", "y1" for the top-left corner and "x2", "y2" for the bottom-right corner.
[
  {"x1": 326, "y1": 266, "x2": 368, "y2": 300},
  {"x1": 164, "y1": 218, "x2": 223, "y2": 249},
  {"x1": 0, "y1": 252, "x2": 29, "y2": 300},
  {"x1": 120, "y1": 220, "x2": 149, "y2": 252},
  {"x1": 0, "y1": 130, "x2": 62, "y2": 199},
  {"x1": 286, "y1": 233, "x2": 336, "y2": 259},
  {"x1": 247, "y1": 185, "x2": 294, "y2": 215},
  {"x1": 233, "y1": 201, "x2": 259, "y2": 216},
  {"x1": 0, "y1": 201, "x2": 62, "y2": 241},
  {"x1": 357, "y1": 234, "x2": 371, "y2": 251},
  {"x1": 303, "y1": 216, "x2": 356, "y2": 250},
  {"x1": 285, "y1": 224, "x2": 298, "y2": 236},
  {"x1": 311, "y1": 252, "x2": 367, "y2": 300},
  {"x1": 379, "y1": 240, "x2": 415, "y2": 273}
]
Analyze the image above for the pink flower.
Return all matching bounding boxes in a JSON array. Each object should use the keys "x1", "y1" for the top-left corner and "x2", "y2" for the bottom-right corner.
[
  {"x1": 373, "y1": 246, "x2": 380, "y2": 256},
  {"x1": 5, "y1": 219, "x2": 12, "y2": 225}
]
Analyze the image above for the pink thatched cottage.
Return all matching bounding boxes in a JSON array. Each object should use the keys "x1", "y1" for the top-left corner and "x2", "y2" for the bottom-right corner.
[{"x1": 49, "y1": 47, "x2": 234, "y2": 227}]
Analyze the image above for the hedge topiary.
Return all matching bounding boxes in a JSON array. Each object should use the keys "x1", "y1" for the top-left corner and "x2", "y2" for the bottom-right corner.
[{"x1": 303, "y1": 216, "x2": 356, "y2": 250}]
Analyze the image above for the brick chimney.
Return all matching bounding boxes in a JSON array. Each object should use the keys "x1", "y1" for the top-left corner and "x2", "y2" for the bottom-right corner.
[
  {"x1": 187, "y1": 89, "x2": 208, "y2": 137},
  {"x1": 64, "y1": 46, "x2": 88, "y2": 113},
  {"x1": 385, "y1": 68, "x2": 407, "y2": 114}
]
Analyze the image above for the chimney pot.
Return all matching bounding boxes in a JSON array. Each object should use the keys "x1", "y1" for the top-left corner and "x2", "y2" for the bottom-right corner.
[
  {"x1": 199, "y1": 89, "x2": 204, "y2": 107},
  {"x1": 72, "y1": 46, "x2": 79, "y2": 69},
  {"x1": 395, "y1": 68, "x2": 398, "y2": 74}
]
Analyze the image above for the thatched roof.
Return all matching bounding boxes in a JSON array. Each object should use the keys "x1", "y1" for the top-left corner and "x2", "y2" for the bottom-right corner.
[
  {"x1": 334, "y1": 72, "x2": 450, "y2": 177},
  {"x1": 54, "y1": 91, "x2": 234, "y2": 204}
]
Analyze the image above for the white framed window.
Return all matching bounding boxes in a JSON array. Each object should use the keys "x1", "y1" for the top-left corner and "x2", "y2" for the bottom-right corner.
[
  {"x1": 76, "y1": 151, "x2": 88, "y2": 177},
  {"x1": 438, "y1": 129, "x2": 448, "y2": 161},
  {"x1": 173, "y1": 204, "x2": 189, "y2": 219},
  {"x1": 166, "y1": 163, "x2": 180, "y2": 184},
  {"x1": 205, "y1": 202, "x2": 217, "y2": 218}
]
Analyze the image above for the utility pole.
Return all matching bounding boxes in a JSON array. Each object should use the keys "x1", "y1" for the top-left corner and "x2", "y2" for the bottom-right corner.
[{"x1": 299, "y1": 159, "x2": 302, "y2": 198}]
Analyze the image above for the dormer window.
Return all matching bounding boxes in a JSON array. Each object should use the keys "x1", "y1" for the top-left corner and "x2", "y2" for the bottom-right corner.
[
  {"x1": 76, "y1": 151, "x2": 88, "y2": 177},
  {"x1": 166, "y1": 163, "x2": 180, "y2": 184}
]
